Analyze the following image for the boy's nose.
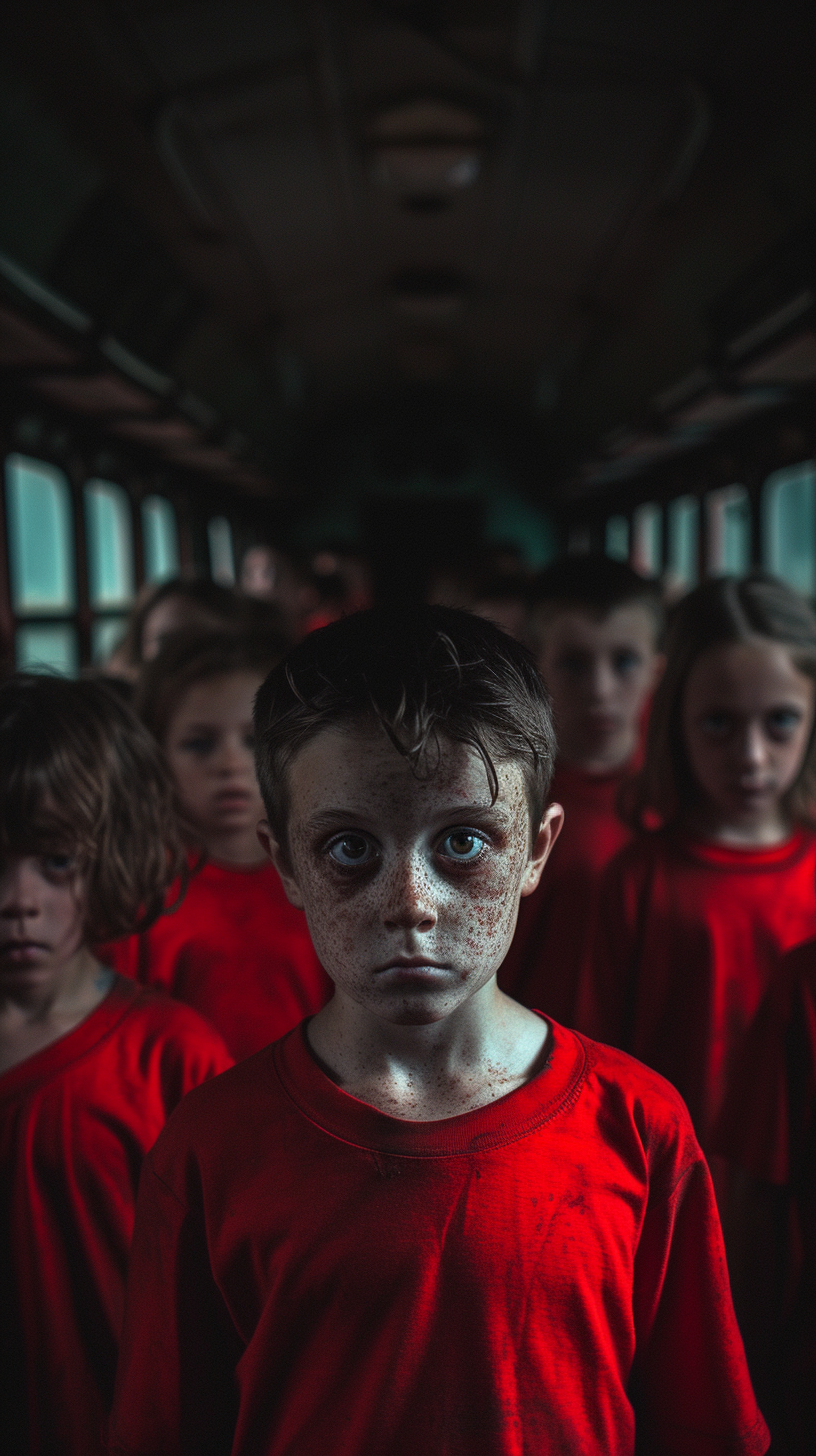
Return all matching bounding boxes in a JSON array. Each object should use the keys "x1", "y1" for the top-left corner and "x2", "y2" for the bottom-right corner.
[
  {"x1": 382, "y1": 859, "x2": 438, "y2": 932},
  {"x1": 0, "y1": 863, "x2": 41, "y2": 919}
]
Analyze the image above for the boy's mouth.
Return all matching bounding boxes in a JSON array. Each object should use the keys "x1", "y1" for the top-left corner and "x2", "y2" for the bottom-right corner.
[
  {"x1": 0, "y1": 939, "x2": 49, "y2": 962},
  {"x1": 375, "y1": 956, "x2": 450, "y2": 974}
]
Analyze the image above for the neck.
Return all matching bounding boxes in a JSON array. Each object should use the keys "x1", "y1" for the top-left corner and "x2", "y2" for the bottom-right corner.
[
  {"x1": 0, "y1": 946, "x2": 111, "y2": 1023},
  {"x1": 683, "y1": 803, "x2": 793, "y2": 848},
  {"x1": 559, "y1": 736, "x2": 636, "y2": 777},
  {"x1": 307, "y1": 979, "x2": 549, "y2": 1120},
  {"x1": 201, "y1": 826, "x2": 268, "y2": 866}
]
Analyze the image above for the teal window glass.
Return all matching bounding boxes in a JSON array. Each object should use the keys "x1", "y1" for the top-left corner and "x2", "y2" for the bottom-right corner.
[
  {"x1": 707, "y1": 486, "x2": 751, "y2": 575},
  {"x1": 667, "y1": 496, "x2": 699, "y2": 591},
  {"x1": 762, "y1": 462, "x2": 816, "y2": 596},
  {"x1": 142, "y1": 495, "x2": 179, "y2": 582},
  {"x1": 15, "y1": 623, "x2": 79, "y2": 676},
  {"x1": 91, "y1": 616, "x2": 128, "y2": 664},
  {"x1": 605, "y1": 515, "x2": 629, "y2": 562},
  {"x1": 632, "y1": 503, "x2": 662, "y2": 577},
  {"x1": 85, "y1": 480, "x2": 135, "y2": 608},
  {"x1": 208, "y1": 516, "x2": 235, "y2": 585},
  {"x1": 5, "y1": 454, "x2": 75, "y2": 613}
]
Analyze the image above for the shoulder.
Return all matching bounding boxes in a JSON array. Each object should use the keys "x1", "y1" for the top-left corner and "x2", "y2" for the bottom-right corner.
[
  {"x1": 116, "y1": 982, "x2": 233, "y2": 1068},
  {"x1": 574, "y1": 1032, "x2": 701, "y2": 1186},
  {"x1": 147, "y1": 1040, "x2": 282, "y2": 1181}
]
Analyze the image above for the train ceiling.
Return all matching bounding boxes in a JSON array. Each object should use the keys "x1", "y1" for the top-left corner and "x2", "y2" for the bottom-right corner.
[{"x1": 3, "y1": 1, "x2": 816, "y2": 505}]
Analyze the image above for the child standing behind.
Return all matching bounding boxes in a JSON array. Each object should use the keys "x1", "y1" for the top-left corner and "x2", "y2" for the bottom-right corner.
[
  {"x1": 590, "y1": 573, "x2": 816, "y2": 1158},
  {"x1": 0, "y1": 675, "x2": 232, "y2": 1456},
  {"x1": 103, "y1": 631, "x2": 331, "y2": 1060},
  {"x1": 499, "y1": 555, "x2": 664, "y2": 1027}
]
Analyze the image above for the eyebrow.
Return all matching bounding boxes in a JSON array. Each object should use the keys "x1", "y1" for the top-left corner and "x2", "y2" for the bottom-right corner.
[{"x1": 303, "y1": 802, "x2": 512, "y2": 833}]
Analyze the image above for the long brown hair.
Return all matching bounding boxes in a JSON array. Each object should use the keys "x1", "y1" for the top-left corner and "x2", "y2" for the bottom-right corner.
[
  {"x1": 624, "y1": 573, "x2": 816, "y2": 830},
  {"x1": 0, "y1": 674, "x2": 187, "y2": 940}
]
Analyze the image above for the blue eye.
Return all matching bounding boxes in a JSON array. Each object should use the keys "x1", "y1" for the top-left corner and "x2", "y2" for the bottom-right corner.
[
  {"x1": 328, "y1": 834, "x2": 375, "y2": 868},
  {"x1": 767, "y1": 707, "x2": 803, "y2": 738},
  {"x1": 439, "y1": 830, "x2": 485, "y2": 862}
]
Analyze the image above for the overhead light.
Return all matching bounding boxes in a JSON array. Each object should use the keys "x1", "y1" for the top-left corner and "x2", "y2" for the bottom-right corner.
[{"x1": 368, "y1": 98, "x2": 486, "y2": 198}]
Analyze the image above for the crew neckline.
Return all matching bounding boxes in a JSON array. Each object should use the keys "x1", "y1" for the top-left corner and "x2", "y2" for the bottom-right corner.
[
  {"x1": 272, "y1": 1015, "x2": 588, "y2": 1157},
  {"x1": 672, "y1": 824, "x2": 812, "y2": 870},
  {"x1": 0, "y1": 977, "x2": 140, "y2": 1099}
]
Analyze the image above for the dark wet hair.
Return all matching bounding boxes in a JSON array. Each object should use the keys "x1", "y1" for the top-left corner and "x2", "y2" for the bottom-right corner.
[
  {"x1": 136, "y1": 627, "x2": 288, "y2": 746},
  {"x1": 254, "y1": 605, "x2": 556, "y2": 850},
  {"x1": 624, "y1": 572, "x2": 816, "y2": 828},
  {"x1": 529, "y1": 554, "x2": 664, "y2": 645},
  {"x1": 0, "y1": 674, "x2": 186, "y2": 940}
]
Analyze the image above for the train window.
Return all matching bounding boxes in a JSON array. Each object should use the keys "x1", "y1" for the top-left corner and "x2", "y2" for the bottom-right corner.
[
  {"x1": 208, "y1": 516, "x2": 236, "y2": 585},
  {"x1": 84, "y1": 480, "x2": 135, "y2": 608},
  {"x1": 631, "y1": 503, "x2": 662, "y2": 577},
  {"x1": 706, "y1": 485, "x2": 751, "y2": 576},
  {"x1": 666, "y1": 495, "x2": 699, "y2": 591},
  {"x1": 605, "y1": 515, "x2": 629, "y2": 561},
  {"x1": 15, "y1": 623, "x2": 79, "y2": 677},
  {"x1": 762, "y1": 461, "x2": 816, "y2": 596},
  {"x1": 5, "y1": 454, "x2": 76, "y2": 614},
  {"x1": 142, "y1": 494, "x2": 179, "y2": 582}
]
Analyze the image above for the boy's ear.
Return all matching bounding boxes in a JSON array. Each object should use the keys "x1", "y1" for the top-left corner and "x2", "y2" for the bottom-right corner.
[
  {"x1": 520, "y1": 802, "x2": 564, "y2": 898},
  {"x1": 257, "y1": 821, "x2": 305, "y2": 910}
]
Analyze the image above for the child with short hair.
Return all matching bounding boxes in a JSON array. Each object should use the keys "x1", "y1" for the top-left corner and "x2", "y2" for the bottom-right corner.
[
  {"x1": 0, "y1": 675, "x2": 232, "y2": 1456},
  {"x1": 102, "y1": 630, "x2": 331, "y2": 1059},
  {"x1": 111, "y1": 607, "x2": 766, "y2": 1456},
  {"x1": 590, "y1": 573, "x2": 816, "y2": 1156},
  {"x1": 499, "y1": 554, "x2": 664, "y2": 1027}
]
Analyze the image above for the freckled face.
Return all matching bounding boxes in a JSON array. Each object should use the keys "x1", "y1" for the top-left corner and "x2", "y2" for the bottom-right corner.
[{"x1": 272, "y1": 726, "x2": 549, "y2": 1026}]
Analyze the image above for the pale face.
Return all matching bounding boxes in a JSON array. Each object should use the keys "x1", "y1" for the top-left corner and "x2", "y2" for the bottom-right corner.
[
  {"x1": 240, "y1": 546, "x2": 278, "y2": 600},
  {"x1": 165, "y1": 672, "x2": 267, "y2": 862},
  {"x1": 264, "y1": 725, "x2": 560, "y2": 1027},
  {"x1": 0, "y1": 851, "x2": 86, "y2": 997},
  {"x1": 538, "y1": 604, "x2": 662, "y2": 772},
  {"x1": 681, "y1": 638, "x2": 815, "y2": 844}
]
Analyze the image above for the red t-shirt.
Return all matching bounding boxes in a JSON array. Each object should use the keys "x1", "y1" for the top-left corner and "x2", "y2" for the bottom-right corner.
[
  {"x1": 0, "y1": 977, "x2": 232, "y2": 1456},
  {"x1": 589, "y1": 826, "x2": 816, "y2": 1150},
  {"x1": 499, "y1": 760, "x2": 632, "y2": 1027},
  {"x1": 101, "y1": 858, "x2": 332, "y2": 1061},
  {"x1": 110, "y1": 1019, "x2": 767, "y2": 1456}
]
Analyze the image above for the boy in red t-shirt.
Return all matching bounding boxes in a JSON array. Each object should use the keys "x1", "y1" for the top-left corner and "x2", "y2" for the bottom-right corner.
[
  {"x1": 499, "y1": 555, "x2": 664, "y2": 1027},
  {"x1": 111, "y1": 607, "x2": 766, "y2": 1456},
  {"x1": 0, "y1": 676, "x2": 232, "y2": 1456}
]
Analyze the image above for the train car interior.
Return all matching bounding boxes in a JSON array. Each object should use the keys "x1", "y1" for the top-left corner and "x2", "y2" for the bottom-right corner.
[
  {"x1": 2, "y1": 0, "x2": 816, "y2": 669},
  {"x1": 6, "y1": 9, "x2": 816, "y2": 1455}
]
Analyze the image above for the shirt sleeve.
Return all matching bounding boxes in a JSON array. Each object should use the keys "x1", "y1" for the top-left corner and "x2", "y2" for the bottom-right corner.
[
  {"x1": 631, "y1": 1155, "x2": 769, "y2": 1456},
  {"x1": 109, "y1": 1153, "x2": 241, "y2": 1456}
]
